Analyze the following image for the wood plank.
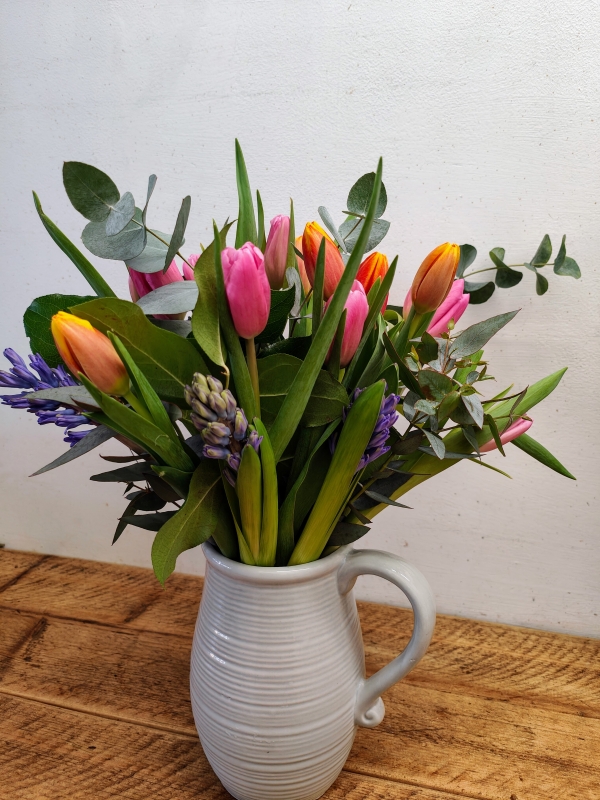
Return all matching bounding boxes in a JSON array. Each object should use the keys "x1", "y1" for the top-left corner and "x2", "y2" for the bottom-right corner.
[
  {"x1": 1, "y1": 608, "x2": 598, "y2": 800},
  {"x1": 0, "y1": 693, "x2": 462, "y2": 800},
  {"x1": 0, "y1": 550, "x2": 47, "y2": 592}
]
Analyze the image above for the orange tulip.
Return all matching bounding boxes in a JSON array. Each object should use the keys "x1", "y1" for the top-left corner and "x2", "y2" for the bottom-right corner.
[
  {"x1": 410, "y1": 242, "x2": 460, "y2": 315},
  {"x1": 356, "y1": 252, "x2": 389, "y2": 310},
  {"x1": 301, "y1": 222, "x2": 345, "y2": 299},
  {"x1": 294, "y1": 236, "x2": 312, "y2": 294},
  {"x1": 51, "y1": 312, "x2": 129, "y2": 396}
]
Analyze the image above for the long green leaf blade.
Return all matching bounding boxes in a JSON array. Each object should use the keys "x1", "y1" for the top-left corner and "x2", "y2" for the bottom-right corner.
[
  {"x1": 234, "y1": 140, "x2": 257, "y2": 247},
  {"x1": 511, "y1": 433, "x2": 576, "y2": 479},
  {"x1": 255, "y1": 419, "x2": 278, "y2": 566}
]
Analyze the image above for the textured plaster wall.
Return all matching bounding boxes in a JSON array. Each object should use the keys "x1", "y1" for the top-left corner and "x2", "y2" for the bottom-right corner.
[{"x1": 0, "y1": 0, "x2": 598, "y2": 635}]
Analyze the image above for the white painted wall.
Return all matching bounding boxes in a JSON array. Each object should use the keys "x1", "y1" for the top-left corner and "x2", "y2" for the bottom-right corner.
[{"x1": 0, "y1": 0, "x2": 598, "y2": 636}]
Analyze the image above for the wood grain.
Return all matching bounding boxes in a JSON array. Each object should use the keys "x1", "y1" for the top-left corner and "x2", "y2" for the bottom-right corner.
[{"x1": 1, "y1": 549, "x2": 598, "y2": 799}]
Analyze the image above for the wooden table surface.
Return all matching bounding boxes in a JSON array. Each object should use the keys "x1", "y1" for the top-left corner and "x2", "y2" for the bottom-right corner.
[{"x1": 0, "y1": 548, "x2": 598, "y2": 799}]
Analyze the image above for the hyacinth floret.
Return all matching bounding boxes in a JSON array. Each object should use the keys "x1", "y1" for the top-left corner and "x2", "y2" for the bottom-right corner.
[
  {"x1": 331, "y1": 385, "x2": 401, "y2": 472},
  {"x1": 185, "y1": 372, "x2": 262, "y2": 483},
  {"x1": 0, "y1": 349, "x2": 93, "y2": 446}
]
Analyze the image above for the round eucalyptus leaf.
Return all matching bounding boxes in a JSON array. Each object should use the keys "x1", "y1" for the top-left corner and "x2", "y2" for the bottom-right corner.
[
  {"x1": 495, "y1": 267, "x2": 523, "y2": 288},
  {"x1": 346, "y1": 173, "x2": 387, "y2": 218},
  {"x1": 339, "y1": 217, "x2": 390, "y2": 253},
  {"x1": 126, "y1": 230, "x2": 173, "y2": 273},
  {"x1": 457, "y1": 244, "x2": 477, "y2": 278},
  {"x1": 554, "y1": 256, "x2": 580, "y2": 279},
  {"x1": 535, "y1": 271, "x2": 549, "y2": 295},
  {"x1": 106, "y1": 192, "x2": 135, "y2": 236},
  {"x1": 82, "y1": 208, "x2": 146, "y2": 261},
  {"x1": 63, "y1": 161, "x2": 120, "y2": 221},
  {"x1": 136, "y1": 282, "x2": 198, "y2": 315},
  {"x1": 464, "y1": 280, "x2": 495, "y2": 304}
]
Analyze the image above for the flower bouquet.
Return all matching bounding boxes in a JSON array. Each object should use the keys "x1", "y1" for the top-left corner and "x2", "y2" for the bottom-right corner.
[{"x1": 0, "y1": 145, "x2": 579, "y2": 800}]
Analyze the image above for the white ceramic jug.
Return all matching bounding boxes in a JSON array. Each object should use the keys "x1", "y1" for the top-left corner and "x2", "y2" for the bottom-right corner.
[{"x1": 190, "y1": 542, "x2": 436, "y2": 800}]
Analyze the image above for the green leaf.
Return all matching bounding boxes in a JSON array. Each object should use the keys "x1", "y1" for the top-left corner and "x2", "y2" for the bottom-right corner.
[
  {"x1": 462, "y1": 393, "x2": 484, "y2": 428},
  {"x1": 234, "y1": 139, "x2": 257, "y2": 247},
  {"x1": 125, "y1": 230, "x2": 173, "y2": 273},
  {"x1": 260, "y1": 335, "x2": 312, "y2": 360},
  {"x1": 27, "y1": 385, "x2": 98, "y2": 409},
  {"x1": 62, "y1": 161, "x2": 119, "y2": 221},
  {"x1": 23, "y1": 293, "x2": 95, "y2": 368},
  {"x1": 422, "y1": 430, "x2": 445, "y2": 459},
  {"x1": 150, "y1": 460, "x2": 236, "y2": 583},
  {"x1": 555, "y1": 256, "x2": 581, "y2": 279},
  {"x1": 70, "y1": 298, "x2": 207, "y2": 404},
  {"x1": 106, "y1": 192, "x2": 135, "y2": 236},
  {"x1": 495, "y1": 267, "x2": 523, "y2": 288},
  {"x1": 32, "y1": 193, "x2": 116, "y2": 298},
  {"x1": 136, "y1": 282, "x2": 198, "y2": 315},
  {"x1": 414, "y1": 398, "x2": 437, "y2": 415},
  {"x1": 255, "y1": 420, "x2": 278, "y2": 566},
  {"x1": 531, "y1": 234, "x2": 552, "y2": 266},
  {"x1": 191, "y1": 220, "x2": 234, "y2": 368},
  {"x1": 30, "y1": 425, "x2": 113, "y2": 477},
  {"x1": 511, "y1": 433, "x2": 576, "y2": 480},
  {"x1": 489, "y1": 247, "x2": 507, "y2": 269},
  {"x1": 268, "y1": 158, "x2": 383, "y2": 462},
  {"x1": 346, "y1": 172, "x2": 387, "y2": 218},
  {"x1": 236, "y1": 444, "x2": 262, "y2": 560},
  {"x1": 327, "y1": 522, "x2": 370, "y2": 546},
  {"x1": 311, "y1": 237, "x2": 326, "y2": 339},
  {"x1": 339, "y1": 217, "x2": 390, "y2": 253},
  {"x1": 327, "y1": 310, "x2": 346, "y2": 379},
  {"x1": 553, "y1": 234, "x2": 566, "y2": 273},
  {"x1": 289, "y1": 380, "x2": 385, "y2": 564},
  {"x1": 286, "y1": 198, "x2": 296, "y2": 270},
  {"x1": 464, "y1": 280, "x2": 495, "y2": 304},
  {"x1": 418, "y1": 369, "x2": 454, "y2": 401},
  {"x1": 256, "y1": 190, "x2": 266, "y2": 251},
  {"x1": 142, "y1": 175, "x2": 157, "y2": 227},
  {"x1": 536, "y1": 271, "x2": 549, "y2": 295},
  {"x1": 164, "y1": 196, "x2": 191, "y2": 270},
  {"x1": 82, "y1": 207, "x2": 146, "y2": 261},
  {"x1": 450, "y1": 310, "x2": 518, "y2": 359},
  {"x1": 364, "y1": 491, "x2": 411, "y2": 509},
  {"x1": 456, "y1": 244, "x2": 477, "y2": 278},
  {"x1": 484, "y1": 413, "x2": 505, "y2": 455},
  {"x1": 150, "y1": 465, "x2": 193, "y2": 498},
  {"x1": 258, "y1": 354, "x2": 349, "y2": 428},
  {"x1": 255, "y1": 286, "x2": 295, "y2": 344},
  {"x1": 318, "y1": 206, "x2": 347, "y2": 251},
  {"x1": 124, "y1": 511, "x2": 177, "y2": 532},
  {"x1": 113, "y1": 491, "x2": 166, "y2": 544},
  {"x1": 90, "y1": 462, "x2": 152, "y2": 483}
]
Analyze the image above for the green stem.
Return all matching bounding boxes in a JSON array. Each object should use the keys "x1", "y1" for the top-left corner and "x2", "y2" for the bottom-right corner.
[
  {"x1": 245, "y1": 338, "x2": 261, "y2": 417},
  {"x1": 129, "y1": 219, "x2": 192, "y2": 268},
  {"x1": 463, "y1": 262, "x2": 555, "y2": 279}
]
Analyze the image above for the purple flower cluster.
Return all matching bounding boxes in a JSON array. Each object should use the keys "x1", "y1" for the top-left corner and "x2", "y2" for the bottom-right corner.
[
  {"x1": 0, "y1": 349, "x2": 92, "y2": 446},
  {"x1": 184, "y1": 372, "x2": 262, "y2": 484},
  {"x1": 332, "y1": 387, "x2": 400, "y2": 472}
]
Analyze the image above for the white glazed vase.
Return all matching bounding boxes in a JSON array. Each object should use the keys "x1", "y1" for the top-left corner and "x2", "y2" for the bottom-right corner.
[{"x1": 190, "y1": 542, "x2": 436, "y2": 800}]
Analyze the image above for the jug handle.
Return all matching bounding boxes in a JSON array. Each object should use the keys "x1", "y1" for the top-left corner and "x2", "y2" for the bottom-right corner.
[{"x1": 337, "y1": 548, "x2": 436, "y2": 728}]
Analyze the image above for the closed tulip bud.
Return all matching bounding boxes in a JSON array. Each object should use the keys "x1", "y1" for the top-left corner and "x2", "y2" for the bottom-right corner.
[
  {"x1": 325, "y1": 280, "x2": 369, "y2": 367},
  {"x1": 302, "y1": 222, "x2": 345, "y2": 299},
  {"x1": 356, "y1": 252, "x2": 389, "y2": 295},
  {"x1": 404, "y1": 278, "x2": 470, "y2": 337},
  {"x1": 264, "y1": 215, "x2": 290, "y2": 290},
  {"x1": 480, "y1": 418, "x2": 533, "y2": 453},
  {"x1": 294, "y1": 236, "x2": 312, "y2": 294},
  {"x1": 128, "y1": 259, "x2": 189, "y2": 320},
  {"x1": 222, "y1": 243, "x2": 271, "y2": 338},
  {"x1": 409, "y1": 242, "x2": 460, "y2": 315},
  {"x1": 51, "y1": 312, "x2": 129, "y2": 396}
]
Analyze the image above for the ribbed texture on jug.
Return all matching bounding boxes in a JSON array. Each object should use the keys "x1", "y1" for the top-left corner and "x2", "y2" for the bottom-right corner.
[{"x1": 190, "y1": 543, "x2": 364, "y2": 800}]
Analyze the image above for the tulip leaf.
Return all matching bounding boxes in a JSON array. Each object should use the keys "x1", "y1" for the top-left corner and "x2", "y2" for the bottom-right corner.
[
  {"x1": 268, "y1": 158, "x2": 384, "y2": 463},
  {"x1": 142, "y1": 174, "x2": 157, "y2": 227},
  {"x1": 32, "y1": 193, "x2": 116, "y2": 298},
  {"x1": 255, "y1": 419, "x2": 278, "y2": 567},
  {"x1": 164, "y1": 196, "x2": 191, "y2": 271},
  {"x1": 495, "y1": 266, "x2": 523, "y2": 288},
  {"x1": 327, "y1": 522, "x2": 370, "y2": 547},
  {"x1": 346, "y1": 172, "x2": 387, "y2": 219},
  {"x1": 260, "y1": 335, "x2": 312, "y2": 360},
  {"x1": 456, "y1": 244, "x2": 477, "y2": 278},
  {"x1": 255, "y1": 286, "x2": 296, "y2": 344},
  {"x1": 191, "y1": 220, "x2": 234, "y2": 369},
  {"x1": 234, "y1": 139, "x2": 257, "y2": 247},
  {"x1": 29, "y1": 424, "x2": 113, "y2": 477},
  {"x1": 535, "y1": 270, "x2": 549, "y2": 295},
  {"x1": 258, "y1": 354, "x2": 348, "y2": 428},
  {"x1": 70, "y1": 297, "x2": 208, "y2": 403},
  {"x1": 286, "y1": 198, "x2": 296, "y2": 270},
  {"x1": 311, "y1": 237, "x2": 326, "y2": 338},
  {"x1": 256, "y1": 190, "x2": 266, "y2": 251},
  {"x1": 531, "y1": 234, "x2": 552, "y2": 266},
  {"x1": 554, "y1": 255, "x2": 581, "y2": 279},
  {"x1": 82, "y1": 207, "x2": 147, "y2": 261},
  {"x1": 125, "y1": 230, "x2": 174, "y2": 273},
  {"x1": 511, "y1": 433, "x2": 576, "y2": 479},
  {"x1": 339, "y1": 217, "x2": 390, "y2": 254},
  {"x1": 106, "y1": 192, "x2": 135, "y2": 236},
  {"x1": 63, "y1": 161, "x2": 120, "y2": 221},
  {"x1": 136, "y1": 282, "x2": 198, "y2": 315},
  {"x1": 23, "y1": 293, "x2": 96, "y2": 368},
  {"x1": 151, "y1": 460, "x2": 237, "y2": 583},
  {"x1": 285, "y1": 267, "x2": 302, "y2": 316},
  {"x1": 318, "y1": 206, "x2": 347, "y2": 251},
  {"x1": 450, "y1": 310, "x2": 518, "y2": 359},
  {"x1": 464, "y1": 280, "x2": 495, "y2": 304}
]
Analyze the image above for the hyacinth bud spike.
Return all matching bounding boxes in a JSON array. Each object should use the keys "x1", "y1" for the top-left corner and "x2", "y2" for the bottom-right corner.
[
  {"x1": 234, "y1": 408, "x2": 249, "y2": 441},
  {"x1": 191, "y1": 397, "x2": 218, "y2": 421},
  {"x1": 222, "y1": 389, "x2": 237, "y2": 421},
  {"x1": 207, "y1": 390, "x2": 228, "y2": 417},
  {"x1": 192, "y1": 373, "x2": 210, "y2": 394},
  {"x1": 247, "y1": 429, "x2": 263, "y2": 451},
  {"x1": 190, "y1": 413, "x2": 209, "y2": 431},
  {"x1": 227, "y1": 452, "x2": 241, "y2": 471},
  {"x1": 201, "y1": 421, "x2": 232, "y2": 447},
  {"x1": 207, "y1": 376, "x2": 224, "y2": 393},
  {"x1": 202, "y1": 445, "x2": 231, "y2": 460},
  {"x1": 184, "y1": 385, "x2": 196, "y2": 407}
]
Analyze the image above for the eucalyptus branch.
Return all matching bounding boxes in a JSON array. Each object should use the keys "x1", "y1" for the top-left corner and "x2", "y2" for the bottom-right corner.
[
  {"x1": 463, "y1": 261, "x2": 556, "y2": 279},
  {"x1": 129, "y1": 218, "x2": 193, "y2": 268}
]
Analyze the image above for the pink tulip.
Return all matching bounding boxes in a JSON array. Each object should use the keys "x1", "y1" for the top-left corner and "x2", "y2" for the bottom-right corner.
[
  {"x1": 325, "y1": 280, "x2": 369, "y2": 367},
  {"x1": 404, "y1": 278, "x2": 469, "y2": 336},
  {"x1": 480, "y1": 417, "x2": 533, "y2": 453},
  {"x1": 128, "y1": 257, "x2": 198, "y2": 320},
  {"x1": 222, "y1": 243, "x2": 271, "y2": 339},
  {"x1": 183, "y1": 253, "x2": 199, "y2": 281},
  {"x1": 264, "y1": 215, "x2": 290, "y2": 290}
]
